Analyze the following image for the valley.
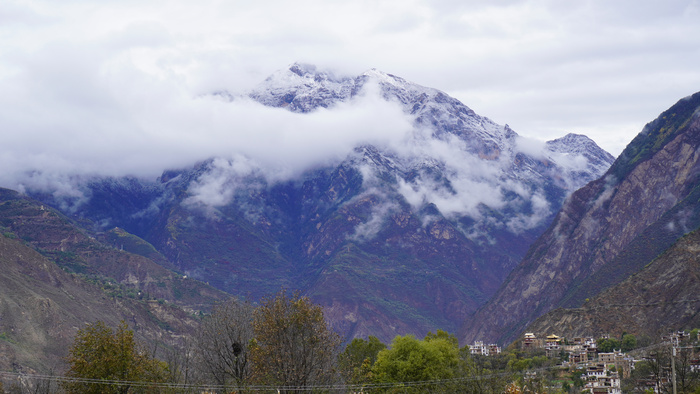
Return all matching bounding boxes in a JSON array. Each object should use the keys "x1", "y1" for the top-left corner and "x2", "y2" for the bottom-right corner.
[{"x1": 2, "y1": 66, "x2": 700, "y2": 385}]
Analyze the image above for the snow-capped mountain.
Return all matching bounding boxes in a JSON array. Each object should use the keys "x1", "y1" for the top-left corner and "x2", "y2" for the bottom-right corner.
[
  {"x1": 242, "y1": 63, "x2": 614, "y2": 238},
  {"x1": 25, "y1": 64, "x2": 615, "y2": 341}
]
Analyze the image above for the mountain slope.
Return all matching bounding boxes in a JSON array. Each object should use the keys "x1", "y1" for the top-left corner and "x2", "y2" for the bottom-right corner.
[
  {"x1": 0, "y1": 187, "x2": 228, "y2": 313},
  {"x1": 461, "y1": 91, "x2": 700, "y2": 345},
  {"x1": 0, "y1": 187, "x2": 240, "y2": 374},
  {"x1": 0, "y1": 232, "x2": 201, "y2": 374},
  {"x1": 25, "y1": 64, "x2": 614, "y2": 342},
  {"x1": 525, "y1": 227, "x2": 700, "y2": 340}
]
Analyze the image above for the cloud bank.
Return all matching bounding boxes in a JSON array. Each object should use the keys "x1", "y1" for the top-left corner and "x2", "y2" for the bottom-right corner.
[
  {"x1": 1, "y1": 0, "x2": 699, "y2": 172},
  {"x1": 1, "y1": 0, "x2": 697, "y2": 234},
  {"x1": 0, "y1": 55, "x2": 413, "y2": 191}
]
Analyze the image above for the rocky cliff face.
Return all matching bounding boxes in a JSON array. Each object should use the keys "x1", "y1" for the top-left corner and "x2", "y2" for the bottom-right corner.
[
  {"x1": 525, "y1": 227, "x2": 700, "y2": 340},
  {"x1": 23, "y1": 64, "x2": 614, "y2": 342},
  {"x1": 461, "y1": 91, "x2": 700, "y2": 345}
]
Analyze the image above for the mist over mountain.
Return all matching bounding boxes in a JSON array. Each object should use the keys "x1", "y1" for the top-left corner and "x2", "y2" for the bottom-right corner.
[{"x1": 11, "y1": 64, "x2": 614, "y2": 341}]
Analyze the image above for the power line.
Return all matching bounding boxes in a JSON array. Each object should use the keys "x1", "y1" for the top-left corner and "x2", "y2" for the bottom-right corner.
[
  {"x1": 2, "y1": 338, "x2": 695, "y2": 391},
  {"x1": 0, "y1": 368, "x2": 531, "y2": 392}
]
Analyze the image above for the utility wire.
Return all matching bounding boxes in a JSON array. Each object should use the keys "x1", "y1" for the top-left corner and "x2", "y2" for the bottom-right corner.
[
  {"x1": 2, "y1": 338, "x2": 695, "y2": 391},
  {"x1": 0, "y1": 368, "x2": 537, "y2": 391}
]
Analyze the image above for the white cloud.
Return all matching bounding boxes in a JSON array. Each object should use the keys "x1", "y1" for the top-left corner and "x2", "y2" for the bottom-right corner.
[
  {"x1": 0, "y1": 51, "x2": 413, "y2": 190},
  {"x1": 547, "y1": 151, "x2": 589, "y2": 173},
  {"x1": 183, "y1": 156, "x2": 258, "y2": 208},
  {"x1": 506, "y1": 191, "x2": 551, "y2": 234},
  {"x1": 1, "y1": 0, "x2": 700, "y2": 191},
  {"x1": 394, "y1": 134, "x2": 514, "y2": 223},
  {"x1": 349, "y1": 193, "x2": 401, "y2": 242},
  {"x1": 390, "y1": 129, "x2": 563, "y2": 234},
  {"x1": 514, "y1": 136, "x2": 546, "y2": 159}
]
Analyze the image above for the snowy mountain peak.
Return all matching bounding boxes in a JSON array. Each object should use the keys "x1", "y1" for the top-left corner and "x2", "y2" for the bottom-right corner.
[
  {"x1": 248, "y1": 63, "x2": 356, "y2": 112},
  {"x1": 241, "y1": 65, "x2": 615, "y2": 230},
  {"x1": 288, "y1": 62, "x2": 318, "y2": 77},
  {"x1": 545, "y1": 133, "x2": 615, "y2": 171},
  {"x1": 243, "y1": 65, "x2": 614, "y2": 237},
  {"x1": 286, "y1": 62, "x2": 351, "y2": 84},
  {"x1": 247, "y1": 65, "x2": 510, "y2": 147},
  {"x1": 546, "y1": 133, "x2": 610, "y2": 157},
  {"x1": 361, "y1": 68, "x2": 412, "y2": 89}
]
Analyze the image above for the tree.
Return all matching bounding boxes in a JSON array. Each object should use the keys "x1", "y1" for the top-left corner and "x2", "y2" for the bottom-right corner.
[
  {"x1": 338, "y1": 336, "x2": 387, "y2": 385},
  {"x1": 425, "y1": 329, "x2": 459, "y2": 347},
  {"x1": 196, "y1": 298, "x2": 254, "y2": 390},
  {"x1": 162, "y1": 336, "x2": 198, "y2": 390},
  {"x1": 371, "y1": 332, "x2": 460, "y2": 391},
  {"x1": 64, "y1": 320, "x2": 167, "y2": 394},
  {"x1": 249, "y1": 289, "x2": 341, "y2": 392},
  {"x1": 460, "y1": 347, "x2": 510, "y2": 393},
  {"x1": 621, "y1": 333, "x2": 637, "y2": 352},
  {"x1": 676, "y1": 346, "x2": 700, "y2": 394},
  {"x1": 597, "y1": 337, "x2": 621, "y2": 353}
]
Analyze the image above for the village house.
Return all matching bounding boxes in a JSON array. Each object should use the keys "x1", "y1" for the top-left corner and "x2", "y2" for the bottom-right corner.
[
  {"x1": 574, "y1": 337, "x2": 598, "y2": 357},
  {"x1": 662, "y1": 331, "x2": 691, "y2": 343},
  {"x1": 690, "y1": 358, "x2": 700, "y2": 372},
  {"x1": 587, "y1": 363, "x2": 607, "y2": 379},
  {"x1": 598, "y1": 351, "x2": 634, "y2": 379},
  {"x1": 546, "y1": 334, "x2": 561, "y2": 346},
  {"x1": 584, "y1": 364, "x2": 621, "y2": 394},
  {"x1": 470, "y1": 340, "x2": 501, "y2": 356},
  {"x1": 522, "y1": 332, "x2": 545, "y2": 350},
  {"x1": 569, "y1": 350, "x2": 588, "y2": 364}
]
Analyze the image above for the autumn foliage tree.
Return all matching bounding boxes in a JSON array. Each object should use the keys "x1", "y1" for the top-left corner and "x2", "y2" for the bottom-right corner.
[
  {"x1": 249, "y1": 289, "x2": 341, "y2": 391},
  {"x1": 64, "y1": 320, "x2": 167, "y2": 394}
]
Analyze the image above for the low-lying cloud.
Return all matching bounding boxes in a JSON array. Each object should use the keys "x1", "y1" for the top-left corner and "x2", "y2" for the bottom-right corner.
[
  {"x1": 0, "y1": 55, "x2": 413, "y2": 194},
  {"x1": 1, "y1": 46, "x2": 599, "y2": 239}
]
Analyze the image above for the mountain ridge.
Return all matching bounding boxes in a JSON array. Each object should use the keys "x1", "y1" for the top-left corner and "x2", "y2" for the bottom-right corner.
[
  {"x1": 16, "y1": 64, "x2": 614, "y2": 342},
  {"x1": 524, "y1": 226, "x2": 700, "y2": 341}
]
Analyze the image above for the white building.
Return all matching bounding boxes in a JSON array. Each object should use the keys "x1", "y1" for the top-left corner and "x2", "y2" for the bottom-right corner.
[{"x1": 470, "y1": 341, "x2": 501, "y2": 356}]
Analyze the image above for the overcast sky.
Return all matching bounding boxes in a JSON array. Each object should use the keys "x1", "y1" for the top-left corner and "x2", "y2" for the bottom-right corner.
[{"x1": 1, "y1": 0, "x2": 700, "y2": 187}]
